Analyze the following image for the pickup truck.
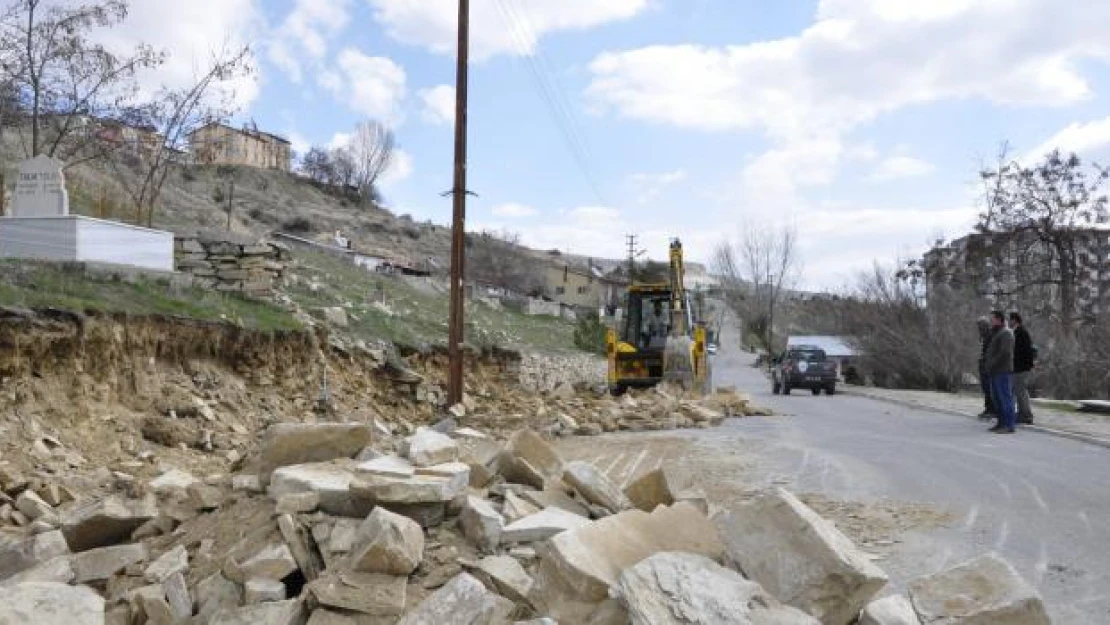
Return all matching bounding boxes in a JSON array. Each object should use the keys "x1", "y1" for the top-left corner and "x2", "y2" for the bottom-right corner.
[{"x1": 771, "y1": 346, "x2": 838, "y2": 395}]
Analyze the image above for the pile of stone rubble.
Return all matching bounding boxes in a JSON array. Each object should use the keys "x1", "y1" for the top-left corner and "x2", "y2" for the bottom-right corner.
[{"x1": 0, "y1": 419, "x2": 1051, "y2": 624}]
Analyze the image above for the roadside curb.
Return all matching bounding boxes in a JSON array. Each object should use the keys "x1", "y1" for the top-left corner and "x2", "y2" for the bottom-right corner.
[{"x1": 843, "y1": 389, "x2": 1110, "y2": 451}]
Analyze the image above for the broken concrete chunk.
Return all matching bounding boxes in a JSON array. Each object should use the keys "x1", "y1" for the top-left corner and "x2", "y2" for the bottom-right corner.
[
  {"x1": 149, "y1": 469, "x2": 200, "y2": 495},
  {"x1": 714, "y1": 488, "x2": 888, "y2": 625},
  {"x1": 72, "y1": 543, "x2": 148, "y2": 583},
  {"x1": 245, "y1": 577, "x2": 287, "y2": 604},
  {"x1": 308, "y1": 571, "x2": 407, "y2": 617},
  {"x1": 520, "y1": 488, "x2": 590, "y2": 518},
  {"x1": 0, "y1": 582, "x2": 105, "y2": 625},
  {"x1": 502, "y1": 506, "x2": 591, "y2": 544},
  {"x1": 209, "y1": 599, "x2": 307, "y2": 625},
  {"x1": 357, "y1": 455, "x2": 416, "y2": 478},
  {"x1": 536, "y1": 502, "x2": 723, "y2": 623},
  {"x1": 908, "y1": 554, "x2": 1050, "y2": 625},
  {"x1": 859, "y1": 595, "x2": 921, "y2": 625},
  {"x1": 195, "y1": 573, "x2": 244, "y2": 621},
  {"x1": 396, "y1": 572, "x2": 515, "y2": 625},
  {"x1": 350, "y1": 470, "x2": 467, "y2": 505},
  {"x1": 0, "y1": 529, "x2": 70, "y2": 581},
  {"x1": 239, "y1": 543, "x2": 298, "y2": 581},
  {"x1": 614, "y1": 552, "x2": 820, "y2": 625},
  {"x1": 459, "y1": 496, "x2": 504, "y2": 553},
  {"x1": 406, "y1": 428, "x2": 460, "y2": 467},
  {"x1": 474, "y1": 555, "x2": 535, "y2": 604},
  {"x1": 258, "y1": 423, "x2": 373, "y2": 482},
  {"x1": 623, "y1": 467, "x2": 686, "y2": 512},
  {"x1": 145, "y1": 544, "x2": 188, "y2": 583},
  {"x1": 350, "y1": 506, "x2": 424, "y2": 575},
  {"x1": 499, "y1": 429, "x2": 564, "y2": 489},
  {"x1": 276, "y1": 492, "x2": 321, "y2": 514},
  {"x1": 61, "y1": 495, "x2": 159, "y2": 552},
  {"x1": 563, "y1": 461, "x2": 632, "y2": 514}
]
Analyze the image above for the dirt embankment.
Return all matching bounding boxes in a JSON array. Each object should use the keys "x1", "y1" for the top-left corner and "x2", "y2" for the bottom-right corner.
[{"x1": 0, "y1": 307, "x2": 523, "y2": 482}]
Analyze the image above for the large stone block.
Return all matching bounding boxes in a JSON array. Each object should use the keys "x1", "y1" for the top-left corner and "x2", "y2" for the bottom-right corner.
[
  {"x1": 308, "y1": 571, "x2": 406, "y2": 618},
  {"x1": 908, "y1": 554, "x2": 1050, "y2": 625},
  {"x1": 459, "y1": 496, "x2": 504, "y2": 553},
  {"x1": 563, "y1": 461, "x2": 632, "y2": 514},
  {"x1": 714, "y1": 488, "x2": 888, "y2": 625},
  {"x1": 406, "y1": 428, "x2": 460, "y2": 467},
  {"x1": 536, "y1": 502, "x2": 723, "y2": 622},
  {"x1": 61, "y1": 495, "x2": 159, "y2": 552},
  {"x1": 396, "y1": 572, "x2": 514, "y2": 625},
  {"x1": 209, "y1": 599, "x2": 307, "y2": 625},
  {"x1": 501, "y1": 506, "x2": 591, "y2": 544},
  {"x1": 623, "y1": 467, "x2": 686, "y2": 512},
  {"x1": 499, "y1": 429, "x2": 564, "y2": 489},
  {"x1": 349, "y1": 507, "x2": 424, "y2": 575},
  {"x1": 0, "y1": 530, "x2": 70, "y2": 581},
  {"x1": 859, "y1": 595, "x2": 920, "y2": 625},
  {"x1": 269, "y1": 463, "x2": 371, "y2": 518},
  {"x1": 0, "y1": 582, "x2": 105, "y2": 625},
  {"x1": 350, "y1": 468, "x2": 467, "y2": 506},
  {"x1": 71, "y1": 543, "x2": 148, "y2": 583},
  {"x1": 258, "y1": 424, "x2": 373, "y2": 482},
  {"x1": 614, "y1": 552, "x2": 820, "y2": 625}
]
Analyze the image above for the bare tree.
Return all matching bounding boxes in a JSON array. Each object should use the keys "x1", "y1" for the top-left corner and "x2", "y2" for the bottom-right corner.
[
  {"x1": 104, "y1": 44, "x2": 252, "y2": 226},
  {"x1": 467, "y1": 229, "x2": 545, "y2": 296},
  {"x1": 347, "y1": 119, "x2": 394, "y2": 201},
  {"x1": 0, "y1": 0, "x2": 162, "y2": 163},
  {"x1": 713, "y1": 221, "x2": 801, "y2": 352}
]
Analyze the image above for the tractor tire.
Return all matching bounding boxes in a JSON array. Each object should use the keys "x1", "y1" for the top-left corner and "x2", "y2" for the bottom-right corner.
[
  {"x1": 782, "y1": 384, "x2": 791, "y2": 396},
  {"x1": 772, "y1": 381, "x2": 781, "y2": 395},
  {"x1": 825, "y1": 384, "x2": 837, "y2": 396},
  {"x1": 811, "y1": 388, "x2": 821, "y2": 396}
]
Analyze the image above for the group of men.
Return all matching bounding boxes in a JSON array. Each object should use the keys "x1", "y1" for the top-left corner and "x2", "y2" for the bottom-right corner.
[{"x1": 977, "y1": 311, "x2": 1037, "y2": 434}]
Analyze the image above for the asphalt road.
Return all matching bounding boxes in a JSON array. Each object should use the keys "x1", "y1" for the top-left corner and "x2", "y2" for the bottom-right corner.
[{"x1": 710, "y1": 341, "x2": 1110, "y2": 625}]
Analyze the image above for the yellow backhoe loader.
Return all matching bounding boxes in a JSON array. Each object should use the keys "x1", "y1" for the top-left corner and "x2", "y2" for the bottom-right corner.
[{"x1": 606, "y1": 239, "x2": 711, "y2": 395}]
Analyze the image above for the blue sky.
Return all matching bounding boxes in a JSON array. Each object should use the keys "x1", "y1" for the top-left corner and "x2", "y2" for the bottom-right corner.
[{"x1": 114, "y1": 0, "x2": 1110, "y2": 288}]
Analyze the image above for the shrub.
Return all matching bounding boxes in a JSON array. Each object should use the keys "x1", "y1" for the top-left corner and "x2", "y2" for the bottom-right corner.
[
  {"x1": 573, "y1": 313, "x2": 608, "y2": 355},
  {"x1": 282, "y1": 217, "x2": 313, "y2": 234}
]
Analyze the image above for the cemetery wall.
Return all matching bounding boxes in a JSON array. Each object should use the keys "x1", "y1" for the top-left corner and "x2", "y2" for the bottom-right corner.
[{"x1": 173, "y1": 230, "x2": 291, "y2": 295}]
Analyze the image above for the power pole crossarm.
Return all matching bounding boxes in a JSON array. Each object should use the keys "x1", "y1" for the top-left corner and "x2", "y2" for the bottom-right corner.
[{"x1": 447, "y1": 0, "x2": 470, "y2": 407}]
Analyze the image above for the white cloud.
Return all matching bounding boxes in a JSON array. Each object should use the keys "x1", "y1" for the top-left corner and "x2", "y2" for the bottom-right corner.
[
  {"x1": 627, "y1": 169, "x2": 688, "y2": 203},
  {"x1": 325, "y1": 48, "x2": 407, "y2": 121},
  {"x1": 366, "y1": 0, "x2": 648, "y2": 61},
  {"x1": 1025, "y1": 116, "x2": 1110, "y2": 162},
  {"x1": 419, "y1": 85, "x2": 456, "y2": 125},
  {"x1": 491, "y1": 203, "x2": 539, "y2": 218},
  {"x1": 95, "y1": 0, "x2": 263, "y2": 110},
  {"x1": 586, "y1": 0, "x2": 1110, "y2": 139},
  {"x1": 868, "y1": 155, "x2": 936, "y2": 182},
  {"x1": 380, "y1": 150, "x2": 414, "y2": 187},
  {"x1": 267, "y1": 0, "x2": 352, "y2": 83}
]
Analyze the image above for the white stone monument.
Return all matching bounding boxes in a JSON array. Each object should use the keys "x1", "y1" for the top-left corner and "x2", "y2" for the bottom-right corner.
[
  {"x1": 0, "y1": 156, "x2": 174, "y2": 272},
  {"x1": 11, "y1": 155, "x2": 69, "y2": 217}
]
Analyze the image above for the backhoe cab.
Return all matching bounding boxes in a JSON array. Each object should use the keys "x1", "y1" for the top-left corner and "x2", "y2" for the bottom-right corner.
[{"x1": 606, "y1": 239, "x2": 711, "y2": 395}]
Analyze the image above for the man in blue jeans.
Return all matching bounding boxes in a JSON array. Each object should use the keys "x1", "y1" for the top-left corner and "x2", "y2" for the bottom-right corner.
[{"x1": 984, "y1": 310, "x2": 1016, "y2": 434}]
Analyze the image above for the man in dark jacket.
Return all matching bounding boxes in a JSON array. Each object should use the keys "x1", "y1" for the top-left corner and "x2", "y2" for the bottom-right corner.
[
  {"x1": 985, "y1": 310, "x2": 1016, "y2": 433},
  {"x1": 1010, "y1": 312, "x2": 1036, "y2": 424},
  {"x1": 976, "y1": 316, "x2": 996, "y2": 419}
]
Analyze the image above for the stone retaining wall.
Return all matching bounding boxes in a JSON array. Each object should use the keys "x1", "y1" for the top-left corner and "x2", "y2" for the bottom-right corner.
[
  {"x1": 515, "y1": 350, "x2": 607, "y2": 392},
  {"x1": 173, "y1": 230, "x2": 290, "y2": 295}
]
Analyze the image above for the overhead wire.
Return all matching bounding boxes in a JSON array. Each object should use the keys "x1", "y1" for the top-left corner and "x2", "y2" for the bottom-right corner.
[{"x1": 491, "y1": 0, "x2": 609, "y2": 206}]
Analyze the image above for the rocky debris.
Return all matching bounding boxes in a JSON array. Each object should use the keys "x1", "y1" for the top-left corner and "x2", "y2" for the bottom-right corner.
[
  {"x1": 459, "y1": 495, "x2": 504, "y2": 553},
  {"x1": 406, "y1": 428, "x2": 460, "y2": 467},
  {"x1": 520, "y1": 488, "x2": 590, "y2": 518},
  {"x1": 237, "y1": 542, "x2": 299, "y2": 581},
  {"x1": 535, "y1": 502, "x2": 723, "y2": 621},
  {"x1": 149, "y1": 469, "x2": 199, "y2": 495},
  {"x1": 0, "y1": 555, "x2": 74, "y2": 586},
  {"x1": 470, "y1": 554, "x2": 535, "y2": 605},
  {"x1": 502, "y1": 506, "x2": 591, "y2": 544},
  {"x1": 71, "y1": 543, "x2": 147, "y2": 583},
  {"x1": 144, "y1": 544, "x2": 188, "y2": 583},
  {"x1": 396, "y1": 572, "x2": 515, "y2": 625},
  {"x1": 499, "y1": 430, "x2": 564, "y2": 489},
  {"x1": 623, "y1": 466, "x2": 686, "y2": 512},
  {"x1": 15, "y1": 489, "x2": 57, "y2": 522},
  {"x1": 859, "y1": 595, "x2": 921, "y2": 625},
  {"x1": 245, "y1": 577, "x2": 287, "y2": 604},
  {"x1": 614, "y1": 552, "x2": 820, "y2": 625},
  {"x1": 908, "y1": 554, "x2": 1050, "y2": 625},
  {"x1": 349, "y1": 506, "x2": 425, "y2": 575},
  {"x1": 308, "y1": 571, "x2": 407, "y2": 618},
  {"x1": 61, "y1": 495, "x2": 159, "y2": 552},
  {"x1": 275, "y1": 492, "x2": 321, "y2": 514},
  {"x1": 0, "y1": 582, "x2": 105, "y2": 625},
  {"x1": 268, "y1": 462, "x2": 368, "y2": 517},
  {"x1": 0, "y1": 529, "x2": 70, "y2": 580},
  {"x1": 209, "y1": 598, "x2": 307, "y2": 625},
  {"x1": 563, "y1": 461, "x2": 632, "y2": 514},
  {"x1": 278, "y1": 513, "x2": 325, "y2": 582},
  {"x1": 258, "y1": 423, "x2": 373, "y2": 482},
  {"x1": 502, "y1": 491, "x2": 541, "y2": 523},
  {"x1": 359, "y1": 455, "x2": 417, "y2": 478},
  {"x1": 715, "y1": 488, "x2": 888, "y2": 625}
]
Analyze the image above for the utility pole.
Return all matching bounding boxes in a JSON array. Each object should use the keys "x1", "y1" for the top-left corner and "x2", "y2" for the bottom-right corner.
[
  {"x1": 225, "y1": 178, "x2": 235, "y2": 230},
  {"x1": 446, "y1": 0, "x2": 471, "y2": 407},
  {"x1": 625, "y1": 234, "x2": 643, "y2": 284}
]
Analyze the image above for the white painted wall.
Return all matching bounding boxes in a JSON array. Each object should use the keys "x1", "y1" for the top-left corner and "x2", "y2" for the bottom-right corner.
[{"x1": 0, "y1": 216, "x2": 173, "y2": 272}]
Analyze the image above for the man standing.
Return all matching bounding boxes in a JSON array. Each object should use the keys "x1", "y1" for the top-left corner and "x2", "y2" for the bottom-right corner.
[
  {"x1": 976, "y1": 316, "x2": 996, "y2": 420},
  {"x1": 1010, "y1": 312, "x2": 1036, "y2": 425},
  {"x1": 985, "y1": 310, "x2": 1016, "y2": 434}
]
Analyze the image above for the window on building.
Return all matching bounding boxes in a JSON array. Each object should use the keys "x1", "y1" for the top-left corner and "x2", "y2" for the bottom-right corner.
[
  {"x1": 577, "y1": 285, "x2": 589, "y2": 294},
  {"x1": 555, "y1": 287, "x2": 565, "y2": 295}
]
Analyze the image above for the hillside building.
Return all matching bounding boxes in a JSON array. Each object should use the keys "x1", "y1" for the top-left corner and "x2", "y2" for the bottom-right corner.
[{"x1": 189, "y1": 122, "x2": 292, "y2": 171}]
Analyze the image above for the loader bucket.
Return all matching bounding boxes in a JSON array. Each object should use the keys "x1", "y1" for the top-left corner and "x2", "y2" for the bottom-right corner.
[{"x1": 661, "y1": 334, "x2": 695, "y2": 389}]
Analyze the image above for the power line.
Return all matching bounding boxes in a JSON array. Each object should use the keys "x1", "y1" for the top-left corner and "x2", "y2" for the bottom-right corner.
[{"x1": 492, "y1": 0, "x2": 608, "y2": 206}]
